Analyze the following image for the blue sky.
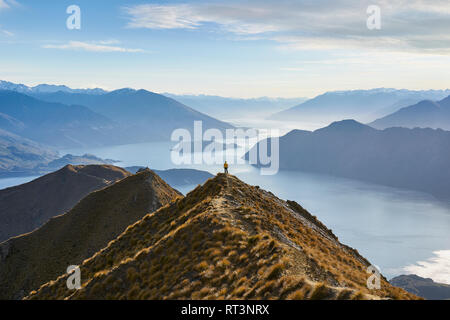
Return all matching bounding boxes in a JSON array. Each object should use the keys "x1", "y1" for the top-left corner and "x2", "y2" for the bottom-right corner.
[{"x1": 0, "y1": 0, "x2": 449, "y2": 98}]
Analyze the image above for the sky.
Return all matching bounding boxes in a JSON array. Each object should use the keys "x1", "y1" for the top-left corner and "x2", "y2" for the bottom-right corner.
[{"x1": 0, "y1": 0, "x2": 449, "y2": 98}]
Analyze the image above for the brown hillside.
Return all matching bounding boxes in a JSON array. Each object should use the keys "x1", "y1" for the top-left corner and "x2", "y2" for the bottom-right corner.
[
  {"x1": 28, "y1": 174, "x2": 416, "y2": 300},
  {"x1": 0, "y1": 169, "x2": 181, "y2": 299},
  {"x1": 0, "y1": 164, "x2": 131, "y2": 242}
]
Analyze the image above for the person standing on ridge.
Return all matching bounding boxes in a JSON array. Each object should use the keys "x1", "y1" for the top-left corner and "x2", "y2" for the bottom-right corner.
[{"x1": 224, "y1": 161, "x2": 229, "y2": 174}]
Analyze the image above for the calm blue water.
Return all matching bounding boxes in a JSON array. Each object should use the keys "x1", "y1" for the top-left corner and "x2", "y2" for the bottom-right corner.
[{"x1": 2, "y1": 141, "x2": 449, "y2": 282}]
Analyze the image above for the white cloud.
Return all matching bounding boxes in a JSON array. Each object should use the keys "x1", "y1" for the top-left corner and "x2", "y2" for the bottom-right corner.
[
  {"x1": 125, "y1": 5, "x2": 202, "y2": 30},
  {"x1": 1, "y1": 29, "x2": 13, "y2": 36},
  {"x1": 97, "y1": 39, "x2": 121, "y2": 45},
  {"x1": 42, "y1": 41, "x2": 144, "y2": 53},
  {"x1": 123, "y1": 3, "x2": 281, "y2": 35},
  {"x1": 0, "y1": 25, "x2": 13, "y2": 36},
  {"x1": 123, "y1": 0, "x2": 450, "y2": 54},
  {"x1": 403, "y1": 250, "x2": 450, "y2": 285},
  {"x1": 0, "y1": 0, "x2": 19, "y2": 10}
]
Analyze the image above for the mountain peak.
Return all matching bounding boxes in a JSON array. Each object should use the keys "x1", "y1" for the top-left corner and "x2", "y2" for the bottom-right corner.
[
  {"x1": 316, "y1": 119, "x2": 376, "y2": 134},
  {"x1": 438, "y1": 95, "x2": 450, "y2": 108},
  {"x1": 28, "y1": 173, "x2": 414, "y2": 300},
  {"x1": 109, "y1": 88, "x2": 136, "y2": 95}
]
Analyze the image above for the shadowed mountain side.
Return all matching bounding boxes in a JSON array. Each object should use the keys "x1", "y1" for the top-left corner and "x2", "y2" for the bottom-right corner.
[
  {"x1": 370, "y1": 96, "x2": 450, "y2": 130},
  {"x1": 28, "y1": 174, "x2": 415, "y2": 300},
  {"x1": 0, "y1": 129, "x2": 58, "y2": 174},
  {"x1": 246, "y1": 120, "x2": 450, "y2": 200},
  {"x1": 0, "y1": 165, "x2": 130, "y2": 242},
  {"x1": 0, "y1": 90, "x2": 124, "y2": 148},
  {"x1": 33, "y1": 89, "x2": 234, "y2": 142},
  {"x1": 390, "y1": 275, "x2": 450, "y2": 300},
  {"x1": 0, "y1": 169, "x2": 181, "y2": 299}
]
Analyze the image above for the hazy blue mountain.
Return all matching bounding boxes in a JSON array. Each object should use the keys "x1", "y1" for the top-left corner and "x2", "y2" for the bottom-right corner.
[
  {"x1": 0, "y1": 129, "x2": 58, "y2": 175},
  {"x1": 39, "y1": 154, "x2": 118, "y2": 171},
  {"x1": 0, "y1": 90, "x2": 122, "y2": 148},
  {"x1": 2, "y1": 81, "x2": 306, "y2": 120},
  {"x1": 246, "y1": 119, "x2": 450, "y2": 199},
  {"x1": 33, "y1": 89, "x2": 234, "y2": 141},
  {"x1": 0, "y1": 128, "x2": 118, "y2": 177},
  {"x1": 390, "y1": 274, "x2": 450, "y2": 300},
  {"x1": 271, "y1": 89, "x2": 450, "y2": 124},
  {"x1": 164, "y1": 93, "x2": 307, "y2": 119},
  {"x1": 0, "y1": 80, "x2": 106, "y2": 95},
  {"x1": 370, "y1": 96, "x2": 450, "y2": 130},
  {"x1": 125, "y1": 167, "x2": 213, "y2": 187}
]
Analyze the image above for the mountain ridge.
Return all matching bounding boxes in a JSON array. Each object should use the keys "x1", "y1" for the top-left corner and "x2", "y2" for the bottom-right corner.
[
  {"x1": 271, "y1": 89, "x2": 450, "y2": 124},
  {"x1": 0, "y1": 80, "x2": 107, "y2": 95},
  {"x1": 0, "y1": 164, "x2": 131, "y2": 243},
  {"x1": 32, "y1": 88, "x2": 234, "y2": 142},
  {"x1": 27, "y1": 173, "x2": 415, "y2": 300},
  {"x1": 370, "y1": 95, "x2": 450, "y2": 130},
  {"x1": 0, "y1": 168, "x2": 181, "y2": 299}
]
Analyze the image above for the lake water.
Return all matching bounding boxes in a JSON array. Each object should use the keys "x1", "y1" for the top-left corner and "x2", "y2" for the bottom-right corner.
[{"x1": 2, "y1": 140, "x2": 449, "y2": 283}]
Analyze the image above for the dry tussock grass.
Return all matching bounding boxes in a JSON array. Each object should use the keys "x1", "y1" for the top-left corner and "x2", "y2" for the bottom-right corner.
[{"x1": 27, "y1": 174, "x2": 416, "y2": 300}]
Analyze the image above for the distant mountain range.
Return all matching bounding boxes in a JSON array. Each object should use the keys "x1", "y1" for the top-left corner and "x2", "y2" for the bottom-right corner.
[
  {"x1": 0, "y1": 165, "x2": 130, "y2": 243},
  {"x1": 0, "y1": 80, "x2": 107, "y2": 95},
  {"x1": 164, "y1": 94, "x2": 307, "y2": 119},
  {"x1": 247, "y1": 119, "x2": 450, "y2": 199},
  {"x1": 370, "y1": 96, "x2": 450, "y2": 130},
  {"x1": 271, "y1": 89, "x2": 450, "y2": 124},
  {"x1": 31, "y1": 88, "x2": 234, "y2": 142},
  {"x1": 25, "y1": 173, "x2": 415, "y2": 300},
  {"x1": 0, "y1": 81, "x2": 235, "y2": 152},
  {"x1": 0, "y1": 90, "x2": 120, "y2": 148},
  {"x1": 0, "y1": 168, "x2": 180, "y2": 299},
  {"x1": 390, "y1": 274, "x2": 450, "y2": 300}
]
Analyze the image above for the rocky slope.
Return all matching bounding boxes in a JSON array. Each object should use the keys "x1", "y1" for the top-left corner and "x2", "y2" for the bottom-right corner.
[
  {"x1": 0, "y1": 169, "x2": 181, "y2": 299},
  {"x1": 28, "y1": 174, "x2": 415, "y2": 300}
]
